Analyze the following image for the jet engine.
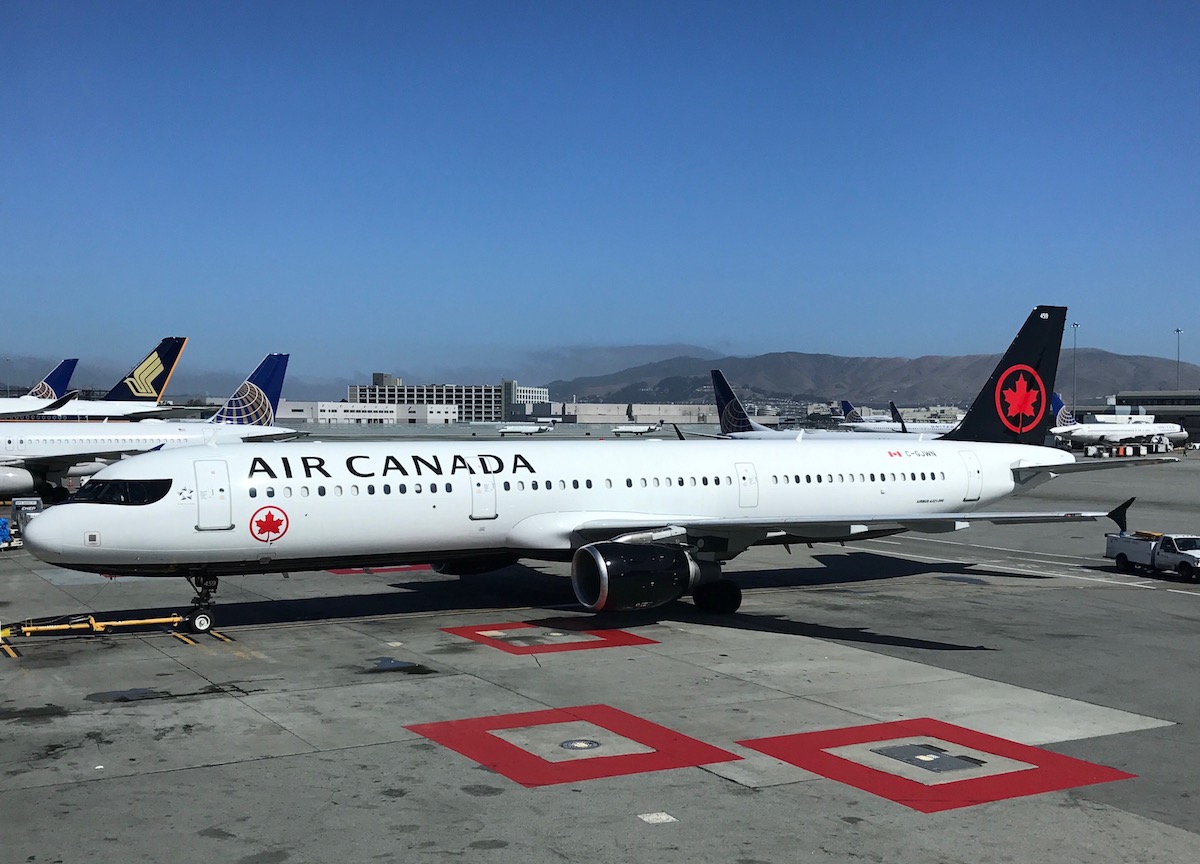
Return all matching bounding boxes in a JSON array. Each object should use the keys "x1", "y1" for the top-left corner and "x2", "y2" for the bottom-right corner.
[
  {"x1": 571, "y1": 542, "x2": 700, "y2": 612},
  {"x1": 431, "y1": 553, "x2": 520, "y2": 576},
  {"x1": 0, "y1": 466, "x2": 36, "y2": 497}
]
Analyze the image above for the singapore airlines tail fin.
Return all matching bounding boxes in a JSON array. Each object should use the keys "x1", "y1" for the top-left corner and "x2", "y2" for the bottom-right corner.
[
  {"x1": 27, "y1": 359, "x2": 79, "y2": 399},
  {"x1": 208, "y1": 353, "x2": 289, "y2": 426},
  {"x1": 712, "y1": 369, "x2": 771, "y2": 435},
  {"x1": 104, "y1": 337, "x2": 188, "y2": 402},
  {"x1": 941, "y1": 305, "x2": 1064, "y2": 445}
]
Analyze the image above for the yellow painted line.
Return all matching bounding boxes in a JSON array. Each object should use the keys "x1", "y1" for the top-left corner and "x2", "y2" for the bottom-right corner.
[
  {"x1": 209, "y1": 630, "x2": 235, "y2": 643},
  {"x1": 1, "y1": 642, "x2": 19, "y2": 659},
  {"x1": 171, "y1": 632, "x2": 198, "y2": 645}
]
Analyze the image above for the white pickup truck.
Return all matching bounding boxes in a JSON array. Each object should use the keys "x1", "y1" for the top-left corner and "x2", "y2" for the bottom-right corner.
[{"x1": 1105, "y1": 531, "x2": 1200, "y2": 580}]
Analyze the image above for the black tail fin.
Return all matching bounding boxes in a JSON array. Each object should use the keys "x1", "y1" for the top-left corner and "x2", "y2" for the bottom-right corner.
[
  {"x1": 712, "y1": 369, "x2": 755, "y2": 434},
  {"x1": 941, "y1": 306, "x2": 1065, "y2": 444},
  {"x1": 888, "y1": 401, "x2": 910, "y2": 433}
]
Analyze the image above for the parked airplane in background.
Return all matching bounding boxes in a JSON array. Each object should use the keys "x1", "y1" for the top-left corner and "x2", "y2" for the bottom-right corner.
[
  {"x1": 0, "y1": 359, "x2": 79, "y2": 416},
  {"x1": 1049, "y1": 393, "x2": 1188, "y2": 446},
  {"x1": 881, "y1": 402, "x2": 962, "y2": 435},
  {"x1": 839, "y1": 400, "x2": 886, "y2": 425},
  {"x1": 611, "y1": 419, "x2": 664, "y2": 436},
  {"x1": 25, "y1": 306, "x2": 1173, "y2": 633},
  {"x1": 498, "y1": 422, "x2": 555, "y2": 436},
  {"x1": 1, "y1": 353, "x2": 295, "y2": 500},
  {"x1": 0, "y1": 338, "x2": 189, "y2": 421}
]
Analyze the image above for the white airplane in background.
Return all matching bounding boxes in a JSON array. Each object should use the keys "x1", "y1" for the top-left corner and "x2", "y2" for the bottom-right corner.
[
  {"x1": 498, "y1": 422, "x2": 555, "y2": 436},
  {"x1": 879, "y1": 402, "x2": 962, "y2": 435},
  {"x1": 0, "y1": 338, "x2": 189, "y2": 420},
  {"x1": 611, "y1": 419, "x2": 664, "y2": 436},
  {"x1": 698, "y1": 370, "x2": 932, "y2": 441},
  {"x1": 0, "y1": 358, "x2": 79, "y2": 415},
  {"x1": 1, "y1": 354, "x2": 296, "y2": 501},
  {"x1": 1049, "y1": 393, "x2": 1188, "y2": 446},
  {"x1": 25, "y1": 306, "x2": 1172, "y2": 633}
]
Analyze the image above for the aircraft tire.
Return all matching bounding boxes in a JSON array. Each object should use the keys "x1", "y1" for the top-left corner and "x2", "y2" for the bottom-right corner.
[
  {"x1": 189, "y1": 610, "x2": 214, "y2": 634},
  {"x1": 1115, "y1": 554, "x2": 1129, "y2": 573},
  {"x1": 693, "y1": 580, "x2": 742, "y2": 614}
]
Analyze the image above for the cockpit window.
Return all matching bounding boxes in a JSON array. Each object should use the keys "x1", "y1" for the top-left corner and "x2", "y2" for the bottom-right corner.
[{"x1": 71, "y1": 479, "x2": 173, "y2": 506}]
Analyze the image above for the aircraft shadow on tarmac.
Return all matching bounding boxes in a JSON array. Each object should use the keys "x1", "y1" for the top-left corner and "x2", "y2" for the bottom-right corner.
[{"x1": 22, "y1": 552, "x2": 1008, "y2": 652}]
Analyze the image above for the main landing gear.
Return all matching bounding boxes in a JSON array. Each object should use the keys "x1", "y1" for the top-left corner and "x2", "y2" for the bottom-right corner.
[
  {"x1": 185, "y1": 575, "x2": 219, "y2": 634},
  {"x1": 692, "y1": 579, "x2": 742, "y2": 614}
]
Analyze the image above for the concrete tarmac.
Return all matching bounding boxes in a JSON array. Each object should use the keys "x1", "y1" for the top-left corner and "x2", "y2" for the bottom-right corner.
[{"x1": 2, "y1": 454, "x2": 1199, "y2": 863}]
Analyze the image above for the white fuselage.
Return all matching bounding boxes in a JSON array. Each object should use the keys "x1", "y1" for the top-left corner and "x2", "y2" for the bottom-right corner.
[
  {"x1": 1, "y1": 421, "x2": 295, "y2": 462},
  {"x1": 0, "y1": 398, "x2": 177, "y2": 420},
  {"x1": 842, "y1": 420, "x2": 960, "y2": 434},
  {"x1": 24, "y1": 437, "x2": 1074, "y2": 577},
  {"x1": 1051, "y1": 422, "x2": 1187, "y2": 445}
]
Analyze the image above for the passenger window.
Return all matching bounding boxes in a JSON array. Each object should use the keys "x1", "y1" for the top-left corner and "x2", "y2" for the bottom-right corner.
[
  {"x1": 572, "y1": 480, "x2": 579, "y2": 489},
  {"x1": 318, "y1": 486, "x2": 326, "y2": 496},
  {"x1": 399, "y1": 484, "x2": 407, "y2": 493},
  {"x1": 445, "y1": 483, "x2": 452, "y2": 492},
  {"x1": 383, "y1": 484, "x2": 391, "y2": 494},
  {"x1": 626, "y1": 478, "x2": 633, "y2": 488},
  {"x1": 585, "y1": 479, "x2": 593, "y2": 489},
  {"x1": 366, "y1": 485, "x2": 374, "y2": 495},
  {"x1": 414, "y1": 484, "x2": 422, "y2": 493},
  {"x1": 267, "y1": 487, "x2": 275, "y2": 498},
  {"x1": 640, "y1": 478, "x2": 648, "y2": 487},
  {"x1": 816, "y1": 475, "x2": 822, "y2": 483},
  {"x1": 351, "y1": 485, "x2": 359, "y2": 495},
  {"x1": 504, "y1": 481, "x2": 511, "y2": 491},
  {"x1": 532, "y1": 481, "x2": 539, "y2": 490},
  {"x1": 430, "y1": 484, "x2": 437, "y2": 493},
  {"x1": 605, "y1": 479, "x2": 612, "y2": 488},
  {"x1": 249, "y1": 488, "x2": 258, "y2": 498},
  {"x1": 334, "y1": 486, "x2": 343, "y2": 496},
  {"x1": 284, "y1": 487, "x2": 293, "y2": 498},
  {"x1": 301, "y1": 487, "x2": 310, "y2": 497}
]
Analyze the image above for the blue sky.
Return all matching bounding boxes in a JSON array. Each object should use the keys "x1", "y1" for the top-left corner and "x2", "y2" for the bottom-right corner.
[{"x1": 3, "y1": 1, "x2": 1198, "y2": 385}]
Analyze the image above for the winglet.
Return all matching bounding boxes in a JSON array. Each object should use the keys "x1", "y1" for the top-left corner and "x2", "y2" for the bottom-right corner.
[{"x1": 1107, "y1": 497, "x2": 1136, "y2": 534}]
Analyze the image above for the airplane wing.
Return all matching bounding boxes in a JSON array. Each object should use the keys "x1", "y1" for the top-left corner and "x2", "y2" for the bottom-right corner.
[
  {"x1": 510, "y1": 505, "x2": 1121, "y2": 554},
  {"x1": 1012, "y1": 457, "x2": 1176, "y2": 483}
]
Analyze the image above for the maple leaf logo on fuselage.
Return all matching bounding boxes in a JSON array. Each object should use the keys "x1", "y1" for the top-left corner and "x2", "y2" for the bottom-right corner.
[{"x1": 256, "y1": 512, "x2": 284, "y2": 537}]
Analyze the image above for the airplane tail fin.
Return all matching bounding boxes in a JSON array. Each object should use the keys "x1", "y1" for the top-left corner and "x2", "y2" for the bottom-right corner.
[
  {"x1": 712, "y1": 370, "x2": 771, "y2": 434},
  {"x1": 208, "y1": 353, "x2": 289, "y2": 426},
  {"x1": 1051, "y1": 392, "x2": 1077, "y2": 428},
  {"x1": 104, "y1": 337, "x2": 188, "y2": 402},
  {"x1": 941, "y1": 305, "x2": 1065, "y2": 445},
  {"x1": 888, "y1": 401, "x2": 909, "y2": 434},
  {"x1": 28, "y1": 359, "x2": 79, "y2": 399},
  {"x1": 840, "y1": 400, "x2": 865, "y2": 423}
]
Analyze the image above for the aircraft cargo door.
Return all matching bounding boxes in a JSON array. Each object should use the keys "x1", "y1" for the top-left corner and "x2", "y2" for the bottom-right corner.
[
  {"x1": 469, "y1": 459, "x2": 498, "y2": 521},
  {"x1": 958, "y1": 451, "x2": 982, "y2": 502},
  {"x1": 195, "y1": 459, "x2": 234, "y2": 530},
  {"x1": 735, "y1": 462, "x2": 759, "y2": 508}
]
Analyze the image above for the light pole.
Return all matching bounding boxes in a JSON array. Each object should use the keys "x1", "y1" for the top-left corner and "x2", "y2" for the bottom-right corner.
[
  {"x1": 1071, "y1": 322, "x2": 1079, "y2": 415},
  {"x1": 1176, "y1": 328, "x2": 1183, "y2": 390}
]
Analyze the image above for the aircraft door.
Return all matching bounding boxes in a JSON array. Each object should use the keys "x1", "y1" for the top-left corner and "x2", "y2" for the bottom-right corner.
[
  {"x1": 194, "y1": 459, "x2": 234, "y2": 530},
  {"x1": 469, "y1": 461, "x2": 498, "y2": 521},
  {"x1": 735, "y1": 462, "x2": 759, "y2": 508},
  {"x1": 958, "y1": 451, "x2": 982, "y2": 502}
]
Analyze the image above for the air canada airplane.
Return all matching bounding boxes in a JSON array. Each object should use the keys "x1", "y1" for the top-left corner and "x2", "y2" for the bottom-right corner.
[
  {"x1": 0, "y1": 338, "x2": 188, "y2": 421},
  {"x1": 1049, "y1": 393, "x2": 1188, "y2": 446},
  {"x1": 24, "y1": 307, "x2": 1172, "y2": 633},
  {"x1": 1, "y1": 354, "x2": 296, "y2": 501}
]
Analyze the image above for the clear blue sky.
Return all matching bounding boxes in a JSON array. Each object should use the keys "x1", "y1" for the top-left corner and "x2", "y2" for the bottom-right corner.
[{"x1": 3, "y1": 1, "x2": 1198, "y2": 383}]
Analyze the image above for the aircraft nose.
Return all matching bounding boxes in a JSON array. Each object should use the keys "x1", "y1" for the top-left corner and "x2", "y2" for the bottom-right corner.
[{"x1": 21, "y1": 511, "x2": 64, "y2": 561}]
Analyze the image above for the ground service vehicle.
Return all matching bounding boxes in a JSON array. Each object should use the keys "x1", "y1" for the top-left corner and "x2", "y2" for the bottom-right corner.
[{"x1": 1105, "y1": 531, "x2": 1200, "y2": 580}]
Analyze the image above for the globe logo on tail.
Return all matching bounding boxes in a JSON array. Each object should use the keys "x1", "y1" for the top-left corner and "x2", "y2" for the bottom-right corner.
[
  {"x1": 214, "y1": 382, "x2": 275, "y2": 426},
  {"x1": 994, "y1": 364, "x2": 1046, "y2": 434},
  {"x1": 29, "y1": 381, "x2": 55, "y2": 399}
]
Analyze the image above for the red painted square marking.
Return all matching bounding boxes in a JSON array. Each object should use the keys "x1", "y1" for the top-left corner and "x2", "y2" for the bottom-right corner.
[
  {"x1": 441, "y1": 621, "x2": 658, "y2": 654},
  {"x1": 407, "y1": 704, "x2": 740, "y2": 786},
  {"x1": 327, "y1": 565, "x2": 432, "y2": 575},
  {"x1": 739, "y1": 718, "x2": 1134, "y2": 812}
]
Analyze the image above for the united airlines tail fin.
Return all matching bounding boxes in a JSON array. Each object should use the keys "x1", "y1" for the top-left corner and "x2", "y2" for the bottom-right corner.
[
  {"x1": 208, "y1": 353, "x2": 289, "y2": 426},
  {"x1": 28, "y1": 359, "x2": 78, "y2": 399},
  {"x1": 712, "y1": 369, "x2": 770, "y2": 435},
  {"x1": 941, "y1": 305, "x2": 1065, "y2": 445},
  {"x1": 888, "y1": 401, "x2": 910, "y2": 434},
  {"x1": 1051, "y1": 392, "x2": 1077, "y2": 428},
  {"x1": 835, "y1": 400, "x2": 864, "y2": 422},
  {"x1": 104, "y1": 337, "x2": 188, "y2": 402}
]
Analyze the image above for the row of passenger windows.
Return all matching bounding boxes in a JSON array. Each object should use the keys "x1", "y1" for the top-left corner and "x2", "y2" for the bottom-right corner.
[
  {"x1": 771, "y1": 471, "x2": 946, "y2": 484},
  {"x1": 249, "y1": 482, "x2": 454, "y2": 499},
  {"x1": 498, "y1": 476, "x2": 731, "y2": 491},
  {"x1": 7, "y1": 437, "x2": 177, "y2": 446}
]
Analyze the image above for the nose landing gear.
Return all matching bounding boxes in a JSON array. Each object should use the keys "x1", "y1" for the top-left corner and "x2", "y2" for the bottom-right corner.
[{"x1": 186, "y1": 575, "x2": 219, "y2": 633}]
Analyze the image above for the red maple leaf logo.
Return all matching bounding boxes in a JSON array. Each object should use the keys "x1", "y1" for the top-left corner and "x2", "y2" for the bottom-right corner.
[
  {"x1": 1002, "y1": 374, "x2": 1040, "y2": 422},
  {"x1": 256, "y1": 511, "x2": 284, "y2": 537}
]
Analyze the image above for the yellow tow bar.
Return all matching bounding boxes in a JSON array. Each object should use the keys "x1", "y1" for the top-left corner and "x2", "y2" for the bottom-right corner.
[{"x1": 1, "y1": 614, "x2": 186, "y2": 638}]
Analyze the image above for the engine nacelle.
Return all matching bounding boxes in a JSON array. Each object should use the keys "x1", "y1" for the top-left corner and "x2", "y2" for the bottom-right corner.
[
  {"x1": 0, "y1": 466, "x2": 36, "y2": 496},
  {"x1": 571, "y1": 542, "x2": 699, "y2": 612},
  {"x1": 430, "y1": 553, "x2": 520, "y2": 576}
]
